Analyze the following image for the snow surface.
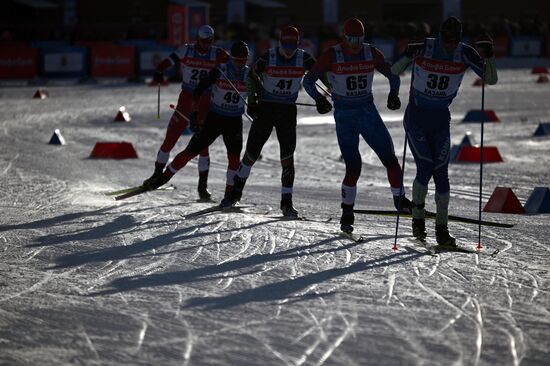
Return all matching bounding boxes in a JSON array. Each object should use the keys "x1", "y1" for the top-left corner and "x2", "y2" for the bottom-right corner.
[{"x1": 0, "y1": 70, "x2": 549, "y2": 365}]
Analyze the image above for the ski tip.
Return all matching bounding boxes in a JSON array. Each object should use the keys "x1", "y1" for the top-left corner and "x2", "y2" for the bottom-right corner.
[{"x1": 169, "y1": 104, "x2": 176, "y2": 109}]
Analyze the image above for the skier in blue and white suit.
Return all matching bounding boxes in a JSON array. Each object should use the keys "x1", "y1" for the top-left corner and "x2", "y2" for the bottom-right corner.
[{"x1": 391, "y1": 16, "x2": 498, "y2": 246}]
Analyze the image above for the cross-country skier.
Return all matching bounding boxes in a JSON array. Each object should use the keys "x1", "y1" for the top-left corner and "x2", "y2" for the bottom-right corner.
[
  {"x1": 220, "y1": 26, "x2": 320, "y2": 217},
  {"x1": 390, "y1": 16, "x2": 498, "y2": 246},
  {"x1": 141, "y1": 41, "x2": 251, "y2": 198},
  {"x1": 303, "y1": 17, "x2": 413, "y2": 233},
  {"x1": 143, "y1": 25, "x2": 229, "y2": 200}
]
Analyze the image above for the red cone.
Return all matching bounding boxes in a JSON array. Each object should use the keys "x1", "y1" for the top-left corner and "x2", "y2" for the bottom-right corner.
[
  {"x1": 455, "y1": 146, "x2": 503, "y2": 163},
  {"x1": 33, "y1": 89, "x2": 48, "y2": 99},
  {"x1": 531, "y1": 66, "x2": 549, "y2": 74},
  {"x1": 114, "y1": 106, "x2": 131, "y2": 122},
  {"x1": 483, "y1": 187, "x2": 525, "y2": 214},
  {"x1": 90, "y1": 142, "x2": 138, "y2": 159}
]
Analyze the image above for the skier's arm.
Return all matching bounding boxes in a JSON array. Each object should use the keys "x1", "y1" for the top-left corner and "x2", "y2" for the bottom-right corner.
[
  {"x1": 303, "y1": 49, "x2": 332, "y2": 100},
  {"x1": 193, "y1": 67, "x2": 220, "y2": 99},
  {"x1": 304, "y1": 51, "x2": 330, "y2": 93},
  {"x1": 247, "y1": 53, "x2": 267, "y2": 104},
  {"x1": 463, "y1": 44, "x2": 498, "y2": 85},
  {"x1": 372, "y1": 47, "x2": 400, "y2": 93},
  {"x1": 390, "y1": 40, "x2": 424, "y2": 75}
]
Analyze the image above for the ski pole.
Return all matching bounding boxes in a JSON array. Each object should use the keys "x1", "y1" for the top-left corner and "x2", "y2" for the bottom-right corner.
[
  {"x1": 258, "y1": 99, "x2": 316, "y2": 107},
  {"x1": 477, "y1": 61, "x2": 487, "y2": 251},
  {"x1": 315, "y1": 80, "x2": 331, "y2": 96},
  {"x1": 218, "y1": 68, "x2": 254, "y2": 123},
  {"x1": 392, "y1": 133, "x2": 409, "y2": 251},
  {"x1": 169, "y1": 104, "x2": 190, "y2": 122},
  {"x1": 157, "y1": 82, "x2": 160, "y2": 120}
]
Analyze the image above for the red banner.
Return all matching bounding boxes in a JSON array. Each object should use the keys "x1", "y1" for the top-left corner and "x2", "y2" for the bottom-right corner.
[
  {"x1": 493, "y1": 36, "x2": 510, "y2": 58},
  {"x1": 90, "y1": 45, "x2": 136, "y2": 77},
  {"x1": 168, "y1": 5, "x2": 187, "y2": 46},
  {"x1": 0, "y1": 47, "x2": 38, "y2": 79}
]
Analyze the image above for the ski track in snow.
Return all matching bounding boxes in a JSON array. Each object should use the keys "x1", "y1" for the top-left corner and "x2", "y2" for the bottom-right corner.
[{"x1": 1, "y1": 70, "x2": 550, "y2": 365}]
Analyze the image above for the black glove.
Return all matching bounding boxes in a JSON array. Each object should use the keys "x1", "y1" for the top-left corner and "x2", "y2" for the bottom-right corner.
[
  {"x1": 475, "y1": 36, "x2": 494, "y2": 58},
  {"x1": 404, "y1": 40, "x2": 424, "y2": 58},
  {"x1": 315, "y1": 96, "x2": 332, "y2": 114},
  {"x1": 387, "y1": 90, "x2": 401, "y2": 110},
  {"x1": 153, "y1": 70, "x2": 164, "y2": 83},
  {"x1": 189, "y1": 111, "x2": 199, "y2": 133},
  {"x1": 247, "y1": 101, "x2": 259, "y2": 120}
]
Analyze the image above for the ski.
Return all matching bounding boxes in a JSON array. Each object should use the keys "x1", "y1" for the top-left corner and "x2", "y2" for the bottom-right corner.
[
  {"x1": 406, "y1": 238, "x2": 499, "y2": 256},
  {"x1": 353, "y1": 209, "x2": 514, "y2": 228},
  {"x1": 114, "y1": 186, "x2": 149, "y2": 200},
  {"x1": 339, "y1": 231, "x2": 367, "y2": 243},
  {"x1": 264, "y1": 216, "x2": 333, "y2": 224},
  {"x1": 106, "y1": 185, "x2": 175, "y2": 196},
  {"x1": 182, "y1": 204, "x2": 257, "y2": 219}
]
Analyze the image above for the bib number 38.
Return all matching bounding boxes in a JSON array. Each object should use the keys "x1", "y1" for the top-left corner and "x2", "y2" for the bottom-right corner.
[{"x1": 426, "y1": 74, "x2": 449, "y2": 90}]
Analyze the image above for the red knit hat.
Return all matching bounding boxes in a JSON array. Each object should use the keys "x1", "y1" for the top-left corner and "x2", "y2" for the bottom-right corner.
[
  {"x1": 280, "y1": 26, "x2": 299, "y2": 50},
  {"x1": 343, "y1": 17, "x2": 365, "y2": 37}
]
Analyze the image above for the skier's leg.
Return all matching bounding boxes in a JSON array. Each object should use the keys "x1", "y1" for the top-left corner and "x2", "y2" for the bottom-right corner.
[
  {"x1": 334, "y1": 108, "x2": 361, "y2": 232},
  {"x1": 232, "y1": 111, "x2": 274, "y2": 201},
  {"x1": 221, "y1": 117, "x2": 244, "y2": 200},
  {"x1": 359, "y1": 103, "x2": 412, "y2": 211},
  {"x1": 274, "y1": 107, "x2": 298, "y2": 217},
  {"x1": 197, "y1": 93, "x2": 211, "y2": 200}
]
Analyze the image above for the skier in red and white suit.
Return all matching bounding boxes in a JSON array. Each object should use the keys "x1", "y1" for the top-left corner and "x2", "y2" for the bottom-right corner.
[{"x1": 144, "y1": 25, "x2": 229, "y2": 200}]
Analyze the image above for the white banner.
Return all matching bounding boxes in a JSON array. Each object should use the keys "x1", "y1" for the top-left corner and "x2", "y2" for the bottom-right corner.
[
  {"x1": 139, "y1": 50, "x2": 172, "y2": 72},
  {"x1": 511, "y1": 38, "x2": 542, "y2": 57},
  {"x1": 44, "y1": 53, "x2": 84, "y2": 72}
]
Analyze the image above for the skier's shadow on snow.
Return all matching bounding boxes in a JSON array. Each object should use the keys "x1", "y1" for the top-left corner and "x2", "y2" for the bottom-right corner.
[
  {"x1": 52, "y1": 218, "x2": 284, "y2": 270},
  {"x1": 0, "y1": 205, "x2": 122, "y2": 232},
  {"x1": 182, "y1": 248, "x2": 425, "y2": 310},
  {"x1": 92, "y1": 233, "x2": 414, "y2": 299}
]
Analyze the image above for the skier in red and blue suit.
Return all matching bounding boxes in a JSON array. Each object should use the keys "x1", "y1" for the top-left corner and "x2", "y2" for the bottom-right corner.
[
  {"x1": 303, "y1": 17, "x2": 412, "y2": 233},
  {"x1": 142, "y1": 41, "x2": 251, "y2": 198},
  {"x1": 391, "y1": 16, "x2": 498, "y2": 246},
  {"x1": 144, "y1": 25, "x2": 229, "y2": 201}
]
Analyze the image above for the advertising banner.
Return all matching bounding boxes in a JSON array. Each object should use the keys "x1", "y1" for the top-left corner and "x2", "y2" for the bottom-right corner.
[
  {"x1": 42, "y1": 47, "x2": 87, "y2": 77},
  {"x1": 511, "y1": 37, "x2": 542, "y2": 57},
  {"x1": 168, "y1": 5, "x2": 187, "y2": 46},
  {"x1": 0, "y1": 47, "x2": 38, "y2": 79},
  {"x1": 90, "y1": 45, "x2": 136, "y2": 77}
]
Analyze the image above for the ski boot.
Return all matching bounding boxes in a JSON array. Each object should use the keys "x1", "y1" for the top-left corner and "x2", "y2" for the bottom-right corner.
[
  {"x1": 412, "y1": 218, "x2": 427, "y2": 242},
  {"x1": 219, "y1": 195, "x2": 237, "y2": 210},
  {"x1": 435, "y1": 224, "x2": 457, "y2": 247},
  {"x1": 198, "y1": 185, "x2": 212, "y2": 201},
  {"x1": 280, "y1": 194, "x2": 298, "y2": 218},
  {"x1": 198, "y1": 173, "x2": 212, "y2": 201},
  {"x1": 340, "y1": 203, "x2": 355, "y2": 233},
  {"x1": 142, "y1": 163, "x2": 165, "y2": 188},
  {"x1": 393, "y1": 195, "x2": 413, "y2": 214}
]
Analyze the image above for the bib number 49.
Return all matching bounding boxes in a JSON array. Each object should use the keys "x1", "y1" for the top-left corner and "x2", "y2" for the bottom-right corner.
[
  {"x1": 223, "y1": 92, "x2": 241, "y2": 104},
  {"x1": 426, "y1": 74, "x2": 449, "y2": 90}
]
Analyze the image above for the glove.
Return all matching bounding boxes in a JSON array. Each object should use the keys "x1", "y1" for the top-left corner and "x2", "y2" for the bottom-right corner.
[
  {"x1": 404, "y1": 40, "x2": 424, "y2": 58},
  {"x1": 475, "y1": 36, "x2": 494, "y2": 58},
  {"x1": 315, "y1": 96, "x2": 332, "y2": 114},
  {"x1": 153, "y1": 70, "x2": 164, "y2": 83},
  {"x1": 189, "y1": 111, "x2": 199, "y2": 133},
  {"x1": 247, "y1": 101, "x2": 259, "y2": 120},
  {"x1": 387, "y1": 90, "x2": 401, "y2": 110}
]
